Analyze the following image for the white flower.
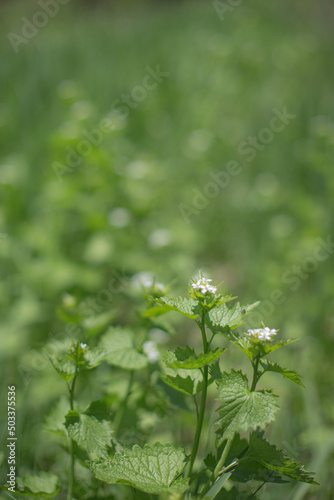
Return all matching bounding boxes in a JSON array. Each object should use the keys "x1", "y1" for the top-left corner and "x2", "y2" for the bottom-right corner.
[
  {"x1": 143, "y1": 341, "x2": 160, "y2": 363},
  {"x1": 247, "y1": 327, "x2": 277, "y2": 342},
  {"x1": 191, "y1": 277, "x2": 217, "y2": 295},
  {"x1": 80, "y1": 342, "x2": 88, "y2": 349}
]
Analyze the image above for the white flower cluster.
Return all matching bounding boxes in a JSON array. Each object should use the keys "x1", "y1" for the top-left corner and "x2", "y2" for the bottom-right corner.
[
  {"x1": 247, "y1": 327, "x2": 277, "y2": 341},
  {"x1": 191, "y1": 277, "x2": 217, "y2": 295},
  {"x1": 80, "y1": 342, "x2": 88, "y2": 349},
  {"x1": 143, "y1": 341, "x2": 160, "y2": 364}
]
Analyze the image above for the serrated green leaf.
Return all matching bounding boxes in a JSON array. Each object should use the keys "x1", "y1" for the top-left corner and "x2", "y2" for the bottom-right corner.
[
  {"x1": 154, "y1": 296, "x2": 201, "y2": 319},
  {"x1": 209, "y1": 361, "x2": 223, "y2": 380},
  {"x1": 260, "y1": 360, "x2": 304, "y2": 387},
  {"x1": 48, "y1": 340, "x2": 104, "y2": 381},
  {"x1": 164, "y1": 346, "x2": 226, "y2": 370},
  {"x1": 161, "y1": 365, "x2": 208, "y2": 397},
  {"x1": 204, "y1": 452, "x2": 216, "y2": 472},
  {"x1": 3, "y1": 472, "x2": 61, "y2": 498},
  {"x1": 84, "y1": 400, "x2": 113, "y2": 421},
  {"x1": 100, "y1": 327, "x2": 148, "y2": 370},
  {"x1": 225, "y1": 434, "x2": 284, "y2": 484},
  {"x1": 65, "y1": 410, "x2": 113, "y2": 459},
  {"x1": 206, "y1": 301, "x2": 260, "y2": 332},
  {"x1": 215, "y1": 371, "x2": 279, "y2": 444},
  {"x1": 161, "y1": 374, "x2": 203, "y2": 395},
  {"x1": 238, "y1": 432, "x2": 318, "y2": 485},
  {"x1": 48, "y1": 355, "x2": 76, "y2": 382},
  {"x1": 88, "y1": 443, "x2": 189, "y2": 495},
  {"x1": 237, "y1": 337, "x2": 299, "y2": 362}
]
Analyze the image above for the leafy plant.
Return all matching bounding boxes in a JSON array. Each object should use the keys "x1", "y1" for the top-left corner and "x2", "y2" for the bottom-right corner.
[{"x1": 5, "y1": 275, "x2": 317, "y2": 499}]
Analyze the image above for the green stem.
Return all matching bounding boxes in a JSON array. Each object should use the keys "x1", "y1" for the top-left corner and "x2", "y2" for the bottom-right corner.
[
  {"x1": 250, "y1": 356, "x2": 260, "y2": 392},
  {"x1": 193, "y1": 394, "x2": 199, "y2": 421},
  {"x1": 67, "y1": 439, "x2": 75, "y2": 500},
  {"x1": 67, "y1": 372, "x2": 78, "y2": 500},
  {"x1": 200, "y1": 434, "x2": 234, "y2": 497},
  {"x1": 213, "y1": 435, "x2": 234, "y2": 477},
  {"x1": 114, "y1": 370, "x2": 134, "y2": 437},
  {"x1": 69, "y1": 374, "x2": 77, "y2": 411},
  {"x1": 187, "y1": 317, "x2": 209, "y2": 478}
]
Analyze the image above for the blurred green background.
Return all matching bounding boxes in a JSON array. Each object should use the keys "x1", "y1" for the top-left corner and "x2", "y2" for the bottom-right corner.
[{"x1": 1, "y1": 0, "x2": 334, "y2": 498}]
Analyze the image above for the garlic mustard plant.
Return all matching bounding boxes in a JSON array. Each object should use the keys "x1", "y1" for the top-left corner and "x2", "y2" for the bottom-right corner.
[{"x1": 5, "y1": 274, "x2": 317, "y2": 500}]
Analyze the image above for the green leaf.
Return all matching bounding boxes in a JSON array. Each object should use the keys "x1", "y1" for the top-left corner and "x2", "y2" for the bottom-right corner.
[
  {"x1": 84, "y1": 400, "x2": 113, "y2": 421},
  {"x1": 3, "y1": 472, "x2": 61, "y2": 498},
  {"x1": 153, "y1": 296, "x2": 201, "y2": 319},
  {"x1": 161, "y1": 365, "x2": 206, "y2": 396},
  {"x1": 161, "y1": 373, "x2": 203, "y2": 396},
  {"x1": 48, "y1": 340, "x2": 104, "y2": 382},
  {"x1": 237, "y1": 337, "x2": 298, "y2": 362},
  {"x1": 100, "y1": 327, "x2": 148, "y2": 370},
  {"x1": 212, "y1": 487, "x2": 259, "y2": 499},
  {"x1": 82, "y1": 310, "x2": 115, "y2": 336},
  {"x1": 215, "y1": 371, "x2": 279, "y2": 444},
  {"x1": 65, "y1": 409, "x2": 113, "y2": 459},
  {"x1": 260, "y1": 360, "x2": 305, "y2": 387},
  {"x1": 206, "y1": 301, "x2": 260, "y2": 332},
  {"x1": 44, "y1": 396, "x2": 70, "y2": 434},
  {"x1": 88, "y1": 442, "x2": 189, "y2": 495},
  {"x1": 238, "y1": 432, "x2": 318, "y2": 485},
  {"x1": 142, "y1": 304, "x2": 175, "y2": 318},
  {"x1": 163, "y1": 346, "x2": 226, "y2": 370},
  {"x1": 209, "y1": 361, "x2": 223, "y2": 380},
  {"x1": 202, "y1": 471, "x2": 232, "y2": 499}
]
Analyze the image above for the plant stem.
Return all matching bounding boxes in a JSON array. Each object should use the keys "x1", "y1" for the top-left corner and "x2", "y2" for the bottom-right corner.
[
  {"x1": 69, "y1": 373, "x2": 78, "y2": 411},
  {"x1": 114, "y1": 369, "x2": 134, "y2": 437},
  {"x1": 187, "y1": 317, "x2": 209, "y2": 478},
  {"x1": 200, "y1": 434, "x2": 234, "y2": 497},
  {"x1": 250, "y1": 356, "x2": 260, "y2": 392},
  {"x1": 67, "y1": 439, "x2": 75, "y2": 500},
  {"x1": 193, "y1": 395, "x2": 199, "y2": 421},
  {"x1": 67, "y1": 372, "x2": 78, "y2": 500},
  {"x1": 213, "y1": 435, "x2": 234, "y2": 477}
]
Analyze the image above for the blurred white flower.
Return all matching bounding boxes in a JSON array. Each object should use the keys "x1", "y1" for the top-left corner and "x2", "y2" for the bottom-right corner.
[
  {"x1": 108, "y1": 207, "x2": 131, "y2": 228},
  {"x1": 143, "y1": 341, "x2": 160, "y2": 363},
  {"x1": 126, "y1": 160, "x2": 148, "y2": 179},
  {"x1": 247, "y1": 327, "x2": 277, "y2": 341},
  {"x1": 70, "y1": 100, "x2": 94, "y2": 120},
  {"x1": 62, "y1": 293, "x2": 76, "y2": 308},
  {"x1": 148, "y1": 229, "x2": 171, "y2": 249},
  {"x1": 148, "y1": 328, "x2": 170, "y2": 345},
  {"x1": 80, "y1": 342, "x2": 88, "y2": 349}
]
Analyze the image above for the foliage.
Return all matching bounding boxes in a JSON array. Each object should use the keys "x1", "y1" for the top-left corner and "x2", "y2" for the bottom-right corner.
[
  {"x1": 11, "y1": 276, "x2": 316, "y2": 499},
  {"x1": 1, "y1": 1, "x2": 332, "y2": 498}
]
